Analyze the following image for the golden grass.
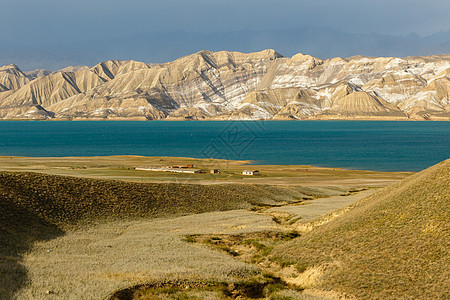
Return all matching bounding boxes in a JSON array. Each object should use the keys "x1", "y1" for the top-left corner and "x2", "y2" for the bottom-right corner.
[
  {"x1": 270, "y1": 159, "x2": 450, "y2": 299},
  {"x1": 16, "y1": 214, "x2": 264, "y2": 299},
  {"x1": 0, "y1": 169, "x2": 350, "y2": 299}
]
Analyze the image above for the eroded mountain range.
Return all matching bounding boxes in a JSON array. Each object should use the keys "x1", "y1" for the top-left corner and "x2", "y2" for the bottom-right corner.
[{"x1": 1, "y1": 50, "x2": 449, "y2": 120}]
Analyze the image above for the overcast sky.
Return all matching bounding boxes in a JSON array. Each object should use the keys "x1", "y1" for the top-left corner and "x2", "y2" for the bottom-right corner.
[{"x1": 2, "y1": 0, "x2": 450, "y2": 47}]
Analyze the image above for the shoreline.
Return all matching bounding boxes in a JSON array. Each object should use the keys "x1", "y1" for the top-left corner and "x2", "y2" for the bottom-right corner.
[
  {"x1": 0, "y1": 118, "x2": 449, "y2": 121},
  {"x1": 0, "y1": 155, "x2": 420, "y2": 173}
]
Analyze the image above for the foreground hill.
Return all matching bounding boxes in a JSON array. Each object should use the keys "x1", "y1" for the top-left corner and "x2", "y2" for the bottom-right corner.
[
  {"x1": 0, "y1": 171, "x2": 320, "y2": 299},
  {"x1": 0, "y1": 50, "x2": 449, "y2": 120},
  {"x1": 271, "y1": 159, "x2": 450, "y2": 299}
]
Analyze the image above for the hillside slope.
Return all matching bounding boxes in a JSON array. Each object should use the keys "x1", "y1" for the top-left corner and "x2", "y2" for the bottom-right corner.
[
  {"x1": 0, "y1": 51, "x2": 449, "y2": 120},
  {"x1": 0, "y1": 171, "x2": 318, "y2": 232},
  {"x1": 271, "y1": 159, "x2": 450, "y2": 299}
]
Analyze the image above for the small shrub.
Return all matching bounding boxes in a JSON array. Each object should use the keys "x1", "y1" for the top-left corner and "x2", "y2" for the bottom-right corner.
[
  {"x1": 288, "y1": 217, "x2": 302, "y2": 225},
  {"x1": 182, "y1": 236, "x2": 196, "y2": 243},
  {"x1": 280, "y1": 231, "x2": 300, "y2": 241},
  {"x1": 264, "y1": 282, "x2": 286, "y2": 296},
  {"x1": 244, "y1": 239, "x2": 267, "y2": 251},
  {"x1": 270, "y1": 257, "x2": 296, "y2": 268},
  {"x1": 261, "y1": 246, "x2": 274, "y2": 256},
  {"x1": 295, "y1": 262, "x2": 308, "y2": 273},
  {"x1": 272, "y1": 216, "x2": 282, "y2": 224}
]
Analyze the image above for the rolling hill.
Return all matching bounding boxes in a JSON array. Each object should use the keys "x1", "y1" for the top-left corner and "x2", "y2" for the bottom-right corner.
[{"x1": 270, "y1": 159, "x2": 450, "y2": 299}]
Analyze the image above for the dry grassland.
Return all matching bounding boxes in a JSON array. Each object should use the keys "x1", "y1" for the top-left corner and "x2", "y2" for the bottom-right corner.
[
  {"x1": 0, "y1": 156, "x2": 420, "y2": 299},
  {"x1": 0, "y1": 156, "x2": 411, "y2": 188},
  {"x1": 0, "y1": 168, "x2": 369, "y2": 299}
]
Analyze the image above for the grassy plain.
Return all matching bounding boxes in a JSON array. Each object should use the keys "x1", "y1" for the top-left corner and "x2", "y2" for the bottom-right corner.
[{"x1": 0, "y1": 155, "x2": 410, "y2": 188}]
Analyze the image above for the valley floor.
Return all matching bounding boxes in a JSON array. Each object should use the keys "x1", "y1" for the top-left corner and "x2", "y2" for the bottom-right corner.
[{"x1": 17, "y1": 190, "x2": 375, "y2": 299}]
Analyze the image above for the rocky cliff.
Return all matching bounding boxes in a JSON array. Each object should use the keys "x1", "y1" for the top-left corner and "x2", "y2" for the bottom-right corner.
[{"x1": 1, "y1": 50, "x2": 449, "y2": 120}]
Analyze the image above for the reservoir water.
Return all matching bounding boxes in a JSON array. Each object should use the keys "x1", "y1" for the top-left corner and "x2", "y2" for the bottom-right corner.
[{"x1": 0, "y1": 120, "x2": 449, "y2": 172}]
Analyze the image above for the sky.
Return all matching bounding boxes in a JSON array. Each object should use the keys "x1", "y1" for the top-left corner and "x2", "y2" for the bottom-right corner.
[
  {"x1": 2, "y1": 0, "x2": 450, "y2": 47},
  {"x1": 1, "y1": 0, "x2": 450, "y2": 70}
]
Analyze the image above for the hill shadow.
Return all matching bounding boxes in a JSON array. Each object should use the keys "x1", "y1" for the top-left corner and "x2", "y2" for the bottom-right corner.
[{"x1": 0, "y1": 198, "x2": 64, "y2": 299}]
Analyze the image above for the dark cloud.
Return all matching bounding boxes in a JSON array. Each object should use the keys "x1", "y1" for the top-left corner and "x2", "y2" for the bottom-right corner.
[
  {"x1": 2, "y1": 0, "x2": 449, "y2": 46},
  {"x1": 1, "y1": 0, "x2": 449, "y2": 70}
]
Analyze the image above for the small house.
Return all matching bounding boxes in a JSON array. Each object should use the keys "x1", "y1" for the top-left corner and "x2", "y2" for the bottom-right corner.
[{"x1": 242, "y1": 170, "x2": 259, "y2": 176}]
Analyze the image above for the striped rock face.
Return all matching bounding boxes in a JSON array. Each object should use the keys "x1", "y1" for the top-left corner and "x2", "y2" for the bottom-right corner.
[{"x1": 1, "y1": 51, "x2": 449, "y2": 120}]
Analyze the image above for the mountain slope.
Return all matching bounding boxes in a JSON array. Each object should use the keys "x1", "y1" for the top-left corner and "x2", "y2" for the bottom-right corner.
[
  {"x1": 0, "y1": 50, "x2": 449, "y2": 120},
  {"x1": 271, "y1": 159, "x2": 450, "y2": 299},
  {"x1": 0, "y1": 64, "x2": 30, "y2": 91}
]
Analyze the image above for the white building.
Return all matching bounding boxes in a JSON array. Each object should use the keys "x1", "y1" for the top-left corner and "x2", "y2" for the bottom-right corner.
[{"x1": 242, "y1": 170, "x2": 260, "y2": 176}]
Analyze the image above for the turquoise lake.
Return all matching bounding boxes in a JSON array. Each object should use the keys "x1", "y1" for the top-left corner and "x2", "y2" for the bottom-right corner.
[{"x1": 0, "y1": 121, "x2": 449, "y2": 172}]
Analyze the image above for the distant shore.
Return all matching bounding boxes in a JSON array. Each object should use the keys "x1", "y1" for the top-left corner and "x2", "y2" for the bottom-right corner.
[
  {"x1": 0, "y1": 155, "x2": 413, "y2": 188},
  {"x1": 1, "y1": 117, "x2": 448, "y2": 121}
]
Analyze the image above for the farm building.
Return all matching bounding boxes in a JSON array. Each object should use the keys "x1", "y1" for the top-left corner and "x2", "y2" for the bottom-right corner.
[
  {"x1": 169, "y1": 164, "x2": 194, "y2": 169},
  {"x1": 242, "y1": 170, "x2": 259, "y2": 176},
  {"x1": 135, "y1": 167, "x2": 205, "y2": 174}
]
